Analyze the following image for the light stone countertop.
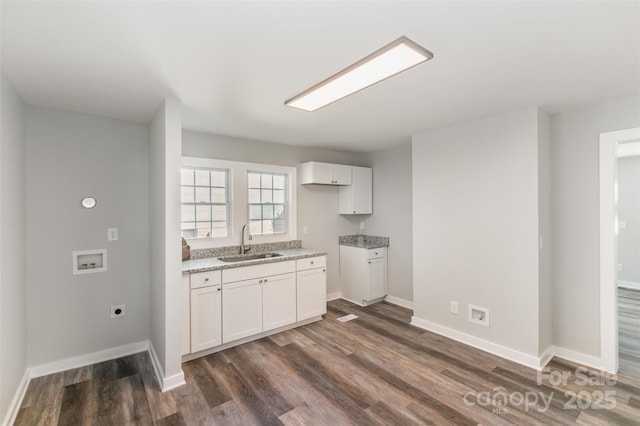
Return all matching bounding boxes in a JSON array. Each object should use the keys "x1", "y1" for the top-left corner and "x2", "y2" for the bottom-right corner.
[
  {"x1": 338, "y1": 235, "x2": 389, "y2": 249},
  {"x1": 182, "y1": 248, "x2": 327, "y2": 273}
]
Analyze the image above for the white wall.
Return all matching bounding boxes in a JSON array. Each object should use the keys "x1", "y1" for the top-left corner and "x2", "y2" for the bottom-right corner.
[
  {"x1": 148, "y1": 99, "x2": 184, "y2": 389},
  {"x1": 364, "y1": 143, "x2": 413, "y2": 304},
  {"x1": 182, "y1": 130, "x2": 366, "y2": 296},
  {"x1": 412, "y1": 108, "x2": 541, "y2": 356},
  {"x1": 551, "y1": 96, "x2": 640, "y2": 356},
  {"x1": 0, "y1": 73, "x2": 27, "y2": 424},
  {"x1": 25, "y1": 106, "x2": 150, "y2": 366},
  {"x1": 617, "y1": 155, "x2": 640, "y2": 283}
]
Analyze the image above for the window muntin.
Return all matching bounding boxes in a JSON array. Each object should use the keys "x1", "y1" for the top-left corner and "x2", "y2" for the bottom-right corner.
[
  {"x1": 248, "y1": 171, "x2": 287, "y2": 235},
  {"x1": 181, "y1": 167, "x2": 229, "y2": 239}
]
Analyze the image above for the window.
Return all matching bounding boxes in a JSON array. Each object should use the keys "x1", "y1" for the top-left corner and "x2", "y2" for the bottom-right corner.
[
  {"x1": 181, "y1": 156, "x2": 297, "y2": 248},
  {"x1": 180, "y1": 167, "x2": 229, "y2": 239},
  {"x1": 248, "y1": 172, "x2": 287, "y2": 235}
]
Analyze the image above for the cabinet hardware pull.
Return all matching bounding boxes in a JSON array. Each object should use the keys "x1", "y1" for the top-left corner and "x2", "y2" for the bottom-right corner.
[
  {"x1": 204, "y1": 278, "x2": 209, "y2": 282},
  {"x1": 217, "y1": 288, "x2": 221, "y2": 292},
  {"x1": 310, "y1": 261, "x2": 314, "y2": 264},
  {"x1": 259, "y1": 279, "x2": 263, "y2": 283},
  {"x1": 264, "y1": 278, "x2": 268, "y2": 282},
  {"x1": 368, "y1": 261, "x2": 372, "y2": 264},
  {"x1": 353, "y1": 211, "x2": 356, "y2": 213},
  {"x1": 323, "y1": 269, "x2": 326, "y2": 272}
]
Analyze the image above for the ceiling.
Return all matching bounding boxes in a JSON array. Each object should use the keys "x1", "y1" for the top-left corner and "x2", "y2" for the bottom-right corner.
[{"x1": 2, "y1": 1, "x2": 639, "y2": 152}]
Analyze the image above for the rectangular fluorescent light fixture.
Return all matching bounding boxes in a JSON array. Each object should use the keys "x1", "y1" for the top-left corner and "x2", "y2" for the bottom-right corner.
[{"x1": 285, "y1": 36, "x2": 433, "y2": 112}]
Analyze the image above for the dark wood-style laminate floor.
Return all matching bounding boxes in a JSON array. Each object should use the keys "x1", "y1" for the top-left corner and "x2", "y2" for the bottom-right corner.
[
  {"x1": 15, "y1": 299, "x2": 640, "y2": 425},
  {"x1": 619, "y1": 287, "x2": 640, "y2": 379}
]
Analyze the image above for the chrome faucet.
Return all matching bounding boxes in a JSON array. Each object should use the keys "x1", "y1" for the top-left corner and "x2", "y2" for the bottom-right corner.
[{"x1": 240, "y1": 224, "x2": 252, "y2": 254}]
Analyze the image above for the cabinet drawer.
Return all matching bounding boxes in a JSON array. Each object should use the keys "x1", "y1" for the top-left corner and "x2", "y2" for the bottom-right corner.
[
  {"x1": 222, "y1": 260, "x2": 295, "y2": 283},
  {"x1": 366, "y1": 247, "x2": 386, "y2": 260},
  {"x1": 296, "y1": 256, "x2": 326, "y2": 271},
  {"x1": 190, "y1": 270, "x2": 222, "y2": 289}
]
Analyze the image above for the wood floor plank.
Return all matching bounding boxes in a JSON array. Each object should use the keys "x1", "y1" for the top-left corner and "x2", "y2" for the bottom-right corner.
[
  {"x1": 15, "y1": 299, "x2": 640, "y2": 426},
  {"x1": 154, "y1": 411, "x2": 186, "y2": 426}
]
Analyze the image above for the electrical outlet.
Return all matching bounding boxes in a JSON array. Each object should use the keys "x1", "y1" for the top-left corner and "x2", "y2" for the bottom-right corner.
[
  {"x1": 450, "y1": 301, "x2": 458, "y2": 314},
  {"x1": 617, "y1": 264, "x2": 623, "y2": 272},
  {"x1": 107, "y1": 228, "x2": 118, "y2": 241},
  {"x1": 359, "y1": 222, "x2": 365, "y2": 231},
  {"x1": 111, "y1": 304, "x2": 125, "y2": 318},
  {"x1": 303, "y1": 225, "x2": 309, "y2": 235}
]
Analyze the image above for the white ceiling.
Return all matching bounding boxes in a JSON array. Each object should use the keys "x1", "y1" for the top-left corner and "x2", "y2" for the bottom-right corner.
[{"x1": 2, "y1": 1, "x2": 639, "y2": 152}]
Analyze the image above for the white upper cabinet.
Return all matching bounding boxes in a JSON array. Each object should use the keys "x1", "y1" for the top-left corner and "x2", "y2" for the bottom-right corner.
[
  {"x1": 339, "y1": 166, "x2": 372, "y2": 215},
  {"x1": 300, "y1": 162, "x2": 352, "y2": 185}
]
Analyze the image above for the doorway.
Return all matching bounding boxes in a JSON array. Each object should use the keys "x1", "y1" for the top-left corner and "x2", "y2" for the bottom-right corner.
[{"x1": 599, "y1": 127, "x2": 640, "y2": 375}]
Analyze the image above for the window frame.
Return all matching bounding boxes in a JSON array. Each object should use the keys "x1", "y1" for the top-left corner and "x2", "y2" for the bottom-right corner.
[
  {"x1": 247, "y1": 170, "x2": 289, "y2": 236},
  {"x1": 182, "y1": 156, "x2": 297, "y2": 249},
  {"x1": 180, "y1": 166, "x2": 231, "y2": 241}
]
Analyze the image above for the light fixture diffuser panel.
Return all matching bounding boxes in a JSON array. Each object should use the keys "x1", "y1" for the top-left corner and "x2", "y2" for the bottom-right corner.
[{"x1": 285, "y1": 36, "x2": 433, "y2": 112}]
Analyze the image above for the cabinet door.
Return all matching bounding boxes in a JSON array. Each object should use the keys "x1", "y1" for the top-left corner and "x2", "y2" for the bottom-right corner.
[
  {"x1": 352, "y1": 166, "x2": 372, "y2": 214},
  {"x1": 190, "y1": 285, "x2": 222, "y2": 353},
  {"x1": 223, "y1": 279, "x2": 262, "y2": 343},
  {"x1": 263, "y1": 273, "x2": 296, "y2": 332},
  {"x1": 332, "y1": 164, "x2": 352, "y2": 185},
  {"x1": 300, "y1": 162, "x2": 333, "y2": 184},
  {"x1": 297, "y1": 268, "x2": 327, "y2": 321},
  {"x1": 368, "y1": 257, "x2": 386, "y2": 300},
  {"x1": 182, "y1": 273, "x2": 191, "y2": 355}
]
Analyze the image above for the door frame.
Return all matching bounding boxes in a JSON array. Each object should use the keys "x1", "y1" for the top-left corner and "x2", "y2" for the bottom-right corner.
[{"x1": 600, "y1": 127, "x2": 640, "y2": 373}]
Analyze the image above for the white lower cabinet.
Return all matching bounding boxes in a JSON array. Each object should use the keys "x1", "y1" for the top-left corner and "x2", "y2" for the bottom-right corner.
[
  {"x1": 184, "y1": 255, "x2": 327, "y2": 356},
  {"x1": 181, "y1": 273, "x2": 191, "y2": 356},
  {"x1": 190, "y1": 284, "x2": 222, "y2": 352},
  {"x1": 263, "y1": 272, "x2": 297, "y2": 332},
  {"x1": 340, "y1": 246, "x2": 387, "y2": 306},
  {"x1": 297, "y1": 268, "x2": 327, "y2": 321},
  {"x1": 222, "y1": 278, "x2": 262, "y2": 343}
]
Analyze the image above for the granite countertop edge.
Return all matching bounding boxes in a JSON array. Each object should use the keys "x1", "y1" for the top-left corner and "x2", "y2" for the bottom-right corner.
[
  {"x1": 182, "y1": 248, "x2": 327, "y2": 273},
  {"x1": 339, "y1": 241, "x2": 389, "y2": 249}
]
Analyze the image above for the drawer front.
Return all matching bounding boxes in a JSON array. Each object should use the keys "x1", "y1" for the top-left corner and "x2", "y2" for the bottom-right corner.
[
  {"x1": 366, "y1": 247, "x2": 386, "y2": 260},
  {"x1": 222, "y1": 260, "x2": 296, "y2": 283},
  {"x1": 190, "y1": 270, "x2": 222, "y2": 289},
  {"x1": 296, "y1": 256, "x2": 326, "y2": 271}
]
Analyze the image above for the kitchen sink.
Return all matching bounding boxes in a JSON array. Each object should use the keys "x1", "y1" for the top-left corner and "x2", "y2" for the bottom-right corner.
[{"x1": 217, "y1": 252, "x2": 283, "y2": 263}]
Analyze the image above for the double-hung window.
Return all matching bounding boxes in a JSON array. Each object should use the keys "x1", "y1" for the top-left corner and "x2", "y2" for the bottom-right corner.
[
  {"x1": 180, "y1": 167, "x2": 230, "y2": 239},
  {"x1": 248, "y1": 172, "x2": 287, "y2": 235}
]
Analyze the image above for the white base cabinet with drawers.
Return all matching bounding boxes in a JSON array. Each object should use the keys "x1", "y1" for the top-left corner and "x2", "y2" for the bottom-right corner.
[
  {"x1": 339, "y1": 246, "x2": 387, "y2": 306},
  {"x1": 182, "y1": 255, "x2": 326, "y2": 358}
]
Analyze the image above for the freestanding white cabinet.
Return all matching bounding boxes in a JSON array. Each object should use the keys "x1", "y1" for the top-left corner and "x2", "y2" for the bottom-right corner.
[
  {"x1": 340, "y1": 246, "x2": 387, "y2": 306},
  {"x1": 296, "y1": 256, "x2": 327, "y2": 321},
  {"x1": 300, "y1": 161, "x2": 352, "y2": 185},
  {"x1": 339, "y1": 166, "x2": 372, "y2": 214}
]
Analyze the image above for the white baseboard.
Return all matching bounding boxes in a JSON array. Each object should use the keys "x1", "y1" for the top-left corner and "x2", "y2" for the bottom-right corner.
[
  {"x1": 2, "y1": 369, "x2": 30, "y2": 426},
  {"x1": 29, "y1": 340, "x2": 150, "y2": 378},
  {"x1": 326, "y1": 291, "x2": 341, "y2": 301},
  {"x1": 539, "y1": 346, "x2": 554, "y2": 369},
  {"x1": 618, "y1": 280, "x2": 640, "y2": 291},
  {"x1": 552, "y1": 346, "x2": 602, "y2": 371},
  {"x1": 384, "y1": 295, "x2": 414, "y2": 310},
  {"x1": 410, "y1": 316, "x2": 546, "y2": 370},
  {"x1": 148, "y1": 342, "x2": 185, "y2": 392}
]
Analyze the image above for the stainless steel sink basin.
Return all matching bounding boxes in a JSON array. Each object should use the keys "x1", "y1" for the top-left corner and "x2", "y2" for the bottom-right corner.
[{"x1": 217, "y1": 252, "x2": 283, "y2": 263}]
